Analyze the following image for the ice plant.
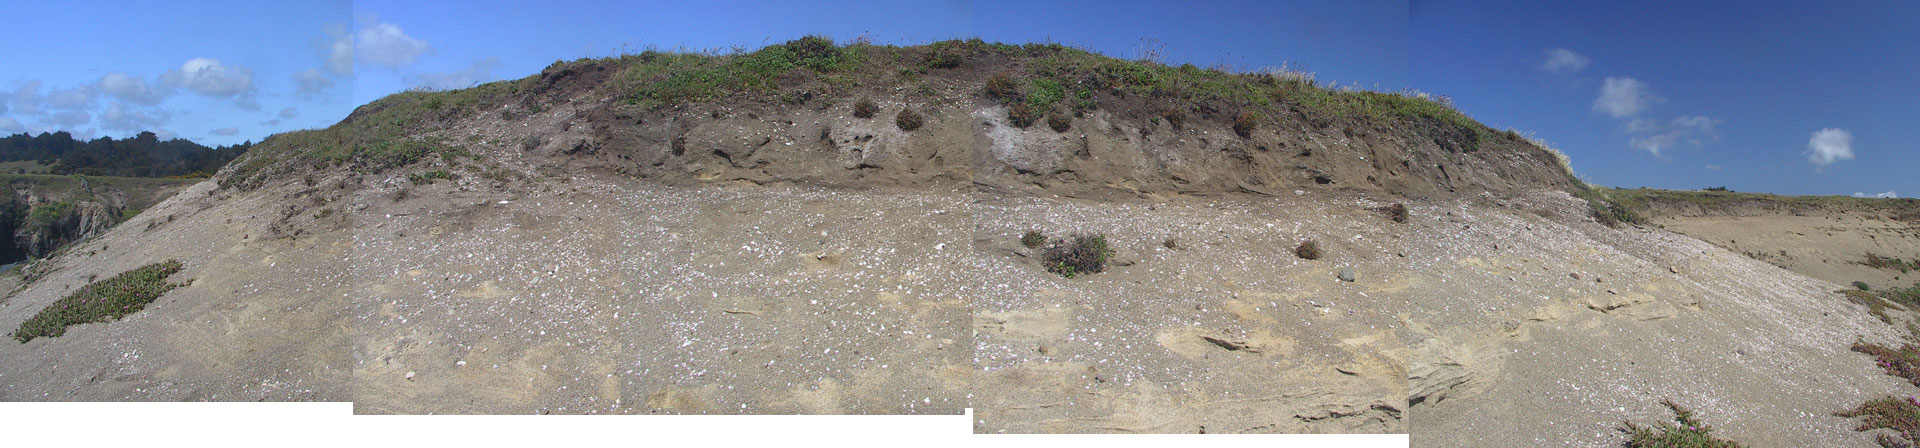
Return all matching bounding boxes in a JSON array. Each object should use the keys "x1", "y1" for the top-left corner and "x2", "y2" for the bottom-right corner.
[{"x1": 12, "y1": 260, "x2": 186, "y2": 343}]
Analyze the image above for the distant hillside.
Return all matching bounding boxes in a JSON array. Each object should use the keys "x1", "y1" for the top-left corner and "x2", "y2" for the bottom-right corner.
[
  {"x1": 0, "y1": 131, "x2": 249, "y2": 178},
  {"x1": 218, "y1": 37, "x2": 1581, "y2": 201}
]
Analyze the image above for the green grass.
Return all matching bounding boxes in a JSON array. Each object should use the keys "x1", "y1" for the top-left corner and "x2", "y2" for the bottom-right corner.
[
  {"x1": 1576, "y1": 187, "x2": 1649, "y2": 227},
  {"x1": 12, "y1": 260, "x2": 186, "y2": 343},
  {"x1": 1620, "y1": 399, "x2": 1745, "y2": 448},
  {"x1": 407, "y1": 170, "x2": 455, "y2": 185}
]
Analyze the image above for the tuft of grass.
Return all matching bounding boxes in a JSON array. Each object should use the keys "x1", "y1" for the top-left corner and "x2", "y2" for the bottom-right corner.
[
  {"x1": 1047, "y1": 114, "x2": 1071, "y2": 132},
  {"x1": 407, "y1": 170, "x2": 455, "y2": 185},
  {"x1": 1836, "y1": 396, "x2": 1920, "y2": 447},
  {"x1": 1025, "y1": 78, "x2": 1064, "y2": 112},
  {"x1": 895, "y1": 108, "x2": 924, "y2": 131},
  {"x1": 1008, "y1": 103, "x2": 1041, "y2": 128},
  {"x1": 1162, "y1": 108, "x2": 1186, "y2": 130},
  {"x1": 1577, "y1": 187, "x2": 1648, "y2": 227},
  {"x1": 1845, "y1": 289, "x2": 1901, "y2": 325},
  {"x1": 853, "y1": 97, "x2": 878, "y2": 119},
  {"x1": 985, "y1": 72, "x2": 1018, "y2": 101},
  {"x1": 1232, "y1": 111, "x2": 1259, "y2": 137},
  {"x1": 1882, "y1": 282, "x2": 1920, "y2": 309},
  {"x1": 1858, "y1": 281, "x2": 1876, "y2": 291},
  {"x1": 1042, "y1": 234, "x2": 1113, "y2": 279},
  {"x1": 1021, "y1": 230, "x2": 1046, "y2": 249},
  {"x1": 12, "y1": 260, "x2": 186, "y2": 343},
  {"x1": 1864, "y1": 252, "x2": 1919, "y2": 273},
  {"x1": 1295, "y1": 239, "x2": 1321, "y2": 260},
  {"x1": 1853, "y1": 340, "x2": 1920, "y2": 386},
  {"x1": 1388, "y1": 203, "x2": 1409, "y2": 223},
  {"x1": 1619, "y1": 399, "x2": 1745, "y2": 448},
  {"x1": 1162, "y1": 238, "x2": 1177, "y2": 250}
]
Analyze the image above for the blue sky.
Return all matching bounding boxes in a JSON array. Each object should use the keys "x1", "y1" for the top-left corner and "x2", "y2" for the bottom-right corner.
[{"x1": 3, "y1": 1, "x2": 1912, "y2": 196}]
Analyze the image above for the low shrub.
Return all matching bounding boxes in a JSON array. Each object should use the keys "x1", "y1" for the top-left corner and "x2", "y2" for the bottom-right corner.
[
  {"x1": 853, "y1": 98, "x2": 878, "y2": 119},
  {"x1": 1163, "y1": 108, "x2": 1186, "y2": 130},
  {"x1": 1021, "y1": 230, "x2": 1046, "y2": 248},
  {"x1": 408, "y1": 170, "x2": 455, "y2": 185},
  {"x1": 1047, "y1": 114, "x2": 1072, "y2": 132},
  {"x1": 985, "y1": 72, "x2": 1018, "y2": 101},
  {"x1": 1836, "y1": 396, "x2": 1920, "y2": 447},
  {"x1": 1295, "y1": 239, "x2": 1321, "y2": 260},
  {"x1": 1232, "y1": 111, "x2": 1259, "y2": 137},
  {"x1": 12, "y1": 260, "x2": 186, "y2": 343},
  {"x1": 1043, "y1": 234, "x2": 1113, "y2": 279},
  {"x1": 1162, "y1": 238, "x2": 1177, "y2": 250},
  {"x1": 1389, "y1": 203, "x2": 1409, "y2": 223},
  {"x1": 895, "y1": 108, "x2": 925, "y2": 131},
  {"x1": 1853, "y1": 340, "x2": 1920, "y2": 386},
  {"x1": 1619, "y1": 399, "x2": 1744, "y2": 448},
  {"x1": 1008, "y1": 103, "x2": 1041, "y2": 128},
  {"x1": 1858, "y1": 281, "x2": 1876, "y2": 291}
]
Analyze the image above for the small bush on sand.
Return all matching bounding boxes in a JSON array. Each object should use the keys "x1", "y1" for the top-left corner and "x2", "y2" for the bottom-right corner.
[
  {"x1": 1845, "y1": 289, "x2": 1899, "y2": 324},
  {"x1": 1232, "y1": 111, "x2": 1259, "y2": 137},
  {"x1": 1836, "y1": 396, "x2": 1920, "y2": 448},
  {"x1": 1295, "y1": 239, "x2": 1321, "y2": 260},
  {"x1": 13, "y1": 260, "x2": 186, "y2": 343},
  {"x1": 1008, "y1": 103, "x2": 1042, "y2": 128},
  {"x1": 1389, "y1": 203, "x2": 1409, "y2": 223},
  {"x1": 1162, "y1": 238, "x2": 1177, "y2": 250},
  {"x1": 853, "y1": 98, "x2": 878, "y2": 119},
  {"x1": 1854, "y1": 340, "x2": 1920, "y2": 386},
  {"x1": 1021, "y1": 230, "x2": 1046, "y2": 249},
  {"x1": 1163, "y1": 108, "x2": 1186, "y2": 130},
  {"x1": 1047, "y1": 113, "x2": 1071, "y2": 132},
  {"x1": 1619, "y1": 399, "x2": 1745, "y2": 448},
  {"x1": 895, "y1": 108, "x2": 925, "y2": 131},
  {"x1": 1043, "y1": 234, "x2": 1113, "y2": 279},
  {"x1": 985, "y1": 72, "x2": 1018, "y2": 101}
]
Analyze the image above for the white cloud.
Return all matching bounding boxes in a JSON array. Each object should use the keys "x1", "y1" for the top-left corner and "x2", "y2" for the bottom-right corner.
[
  {"x1": 279, "y1": 107, "x2": 299, "y2": 119},
  {"x1": 9, "y1": 80, "x2": 43, "y2": 115},
  {"x1": 210, "y1": 127, "x2": 240, "y2": 136},
  {"x1": 405, "y1": 57, "x2": 503, "y2": 90},
  {"x1": 98, "y1": 103, "x2": 169, "y2": 132},
  {"x1": 1594, "y1": 77, "x2": 1659, "y2": 118},
  {"x1": 234, "y1": 96, "x2": 261, "y2": 112},
  {"x1": 45, "y1": 110, "x2": 90, "y2": 127},
  {"x1": 293, "y1": 68, "x2": 335, "y2": 99},
  {"x1": 259, "y1": 118, "x2": 282, "y2": 127},
  {"x1": 96, "y1": 72, "x2": 170, "y2": 105},
  {"x1": 355, "y1": 22, "x2": 432, "y2": 69},
  {"x1": 162, "y1": 58, "x2": 255, "y2": 97},
  {"x1": 1704, "y1": 164, "x2": 1721, "y2": 171},
  {"x1": 1541, "y1": 48, "x2": 1590, "y2": 74},
  {"x1": 1852, "y1": 191, "x2": 1898, "y2": 199},
  {"x1": 1806, "y1": 128, "x2": 1854, "y2": 166},
  {"x1": 0, "y1": 116, "x2": 22, "y2": 133},
  {"x1": 326, "y1": 23, "x2": 354, "y2": 75},
  {"x1": 44, "y1": 86, "x2": 94, "y2": 111},
  {"x1": 1625, "y1": 115, "x2": 1722, "y2": 156}
]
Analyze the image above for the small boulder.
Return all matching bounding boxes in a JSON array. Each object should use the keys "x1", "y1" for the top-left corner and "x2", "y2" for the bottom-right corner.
[{"x1": 1338, "y1": 267, "x2": 1356, "y2": 282}]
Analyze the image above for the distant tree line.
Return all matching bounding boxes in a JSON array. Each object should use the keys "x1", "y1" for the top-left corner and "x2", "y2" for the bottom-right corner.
[{"x1": 0, "y1": 131, "x2": 249, "y2": 178}]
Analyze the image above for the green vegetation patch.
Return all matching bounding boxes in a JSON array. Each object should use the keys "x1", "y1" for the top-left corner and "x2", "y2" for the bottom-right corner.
[
  {"x1": 407, "y1": 170, "x2": 456, "y2": 185},
  {"x1": 1042, "y1": 234, "x2": 1113, "y2": 279},
  {"x1": 1619, "y1": 399, "x2": 1745, "y2": 448},
  {"x1": 1836, "y1": 396, "x2": 1920, "y2": 448},
  {"x1": 12, "y1": 260, "x2": 186, "y2": 343},
  {"x1": 1852, "y1": 340, "x2": 1920, "y2": 386},
  {"x1": 625, "y1": 35, "x2": 862, "y2": 108}
]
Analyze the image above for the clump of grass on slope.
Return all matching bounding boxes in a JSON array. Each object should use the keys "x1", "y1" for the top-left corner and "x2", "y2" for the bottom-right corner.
[
  {"x1": 12, "y1": 260, "x2": 185, "y2": 343},
  {"x1": 1836, "y1": 396, "x2": 1920, "y2": 448},
  {"x1": 1042, "y1": 234, "x2": 1113, "y2": 279},
  {"x1": 1619, "y1": 399, "x2": 1745, "y2": 448}
]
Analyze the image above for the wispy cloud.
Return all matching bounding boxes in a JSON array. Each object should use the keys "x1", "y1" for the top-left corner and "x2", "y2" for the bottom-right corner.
[
  {"x1": 96, "y1": 72, "x2": 171, "y2": 106},
  {"x1": 1541, "y1": 48, "x2": 1590, "y2": 74},
  {"x1": 1806, "y1": 128, "x2": 1854, "y2": 166},
  {"x1": 278, "y1": 107, "x2": 299, "y2": 119},
  {"x1": 161, "y1": 58, "x2": 254, "y2": 97},
  {"x1": 209, "y1": 127, "x2": 240, "y2": 136},
  {"x1": 355, "y1": 21, "x2": 432, "y2": 70},
  {"x1": 97, "y1": 103, "x2": 168, "y2": 132},
  {"x1": 1593, "y1": 77, "x2": 1659, "y2": 118},
  {"x1": 405, "y1": 57, "x2": 502, "y2": 90},
  {"x1": 1852, "y1": 191, "x2": 1898, "y2": 199}
]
